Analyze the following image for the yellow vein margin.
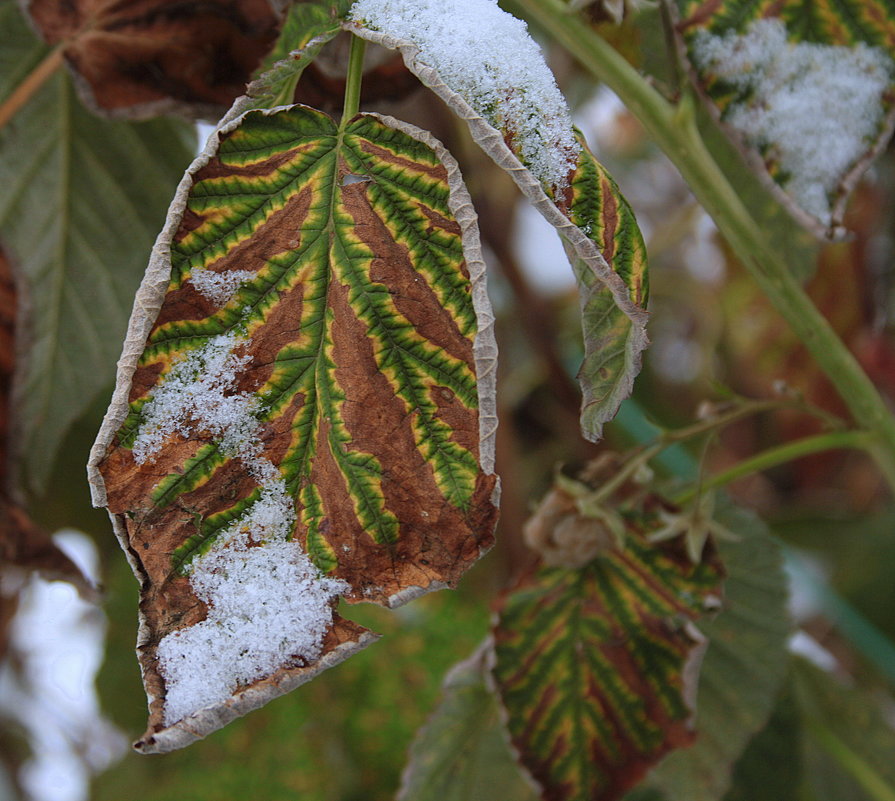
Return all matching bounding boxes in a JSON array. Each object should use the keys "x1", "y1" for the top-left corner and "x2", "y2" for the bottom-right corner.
[{"x1": 86, "y1": 97, "x2": 499, "y2": 754}]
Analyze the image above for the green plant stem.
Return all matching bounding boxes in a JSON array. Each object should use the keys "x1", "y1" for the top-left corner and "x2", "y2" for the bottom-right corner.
[
  {"x1": 341, "y1": 34, "x2": 366, "y2": 124},
  {"x1": 672, "y1": 430, "x2": 874, "y2": 505},
  {"x1": 512, "y1": 0, "x2": 895, "y2": 492},
  {"x1": 807, "y1": 721, "x2": 895, "y2": 801}
]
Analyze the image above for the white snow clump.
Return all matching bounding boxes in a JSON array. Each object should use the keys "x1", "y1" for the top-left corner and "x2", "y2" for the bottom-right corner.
[
  {"x1": 349, "y1": 0, "x2": 579, "y2": 191},
  {"x1": 692, "y1": 18, "x2": 894, "y2": 225},
  {"x1": 132, "y1": 334, "x2": 346, "y2": 725},
  {"x1": 188, "y1": 267, "x2": 256, "y2": 306},
  {"x1": 156, "y1": 479, "x2": 348, "y2": 725}
]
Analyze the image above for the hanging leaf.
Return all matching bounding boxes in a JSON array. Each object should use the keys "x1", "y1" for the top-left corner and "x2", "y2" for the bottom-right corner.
[
  {"x1": 23, "y1": 0, "x2": 283, "y2": 119},
  {"x1": 397, "y1": 646, "x2": 539, "y2": 801},
  {"x1": 491, "y1": 487, "x2": 724, "y2": 801},
  {"x1": 640, "y1": 504, "x2": 791, "y2": 801},
  {"x1": 88, "y1": 104, "x2": 499, "y2": 752},
  {"x1": 347, "y1": 3, "x2": 649, "y2": 440},
  {"x1": 0, "y1": 2, "x2": 197, "y2": 494},
  {"x1": 564, "y1": 134, "x2": 649, "y2": 439},
  {"x1": 674, "y1": 0, "x2": 895, "y2": 237}
]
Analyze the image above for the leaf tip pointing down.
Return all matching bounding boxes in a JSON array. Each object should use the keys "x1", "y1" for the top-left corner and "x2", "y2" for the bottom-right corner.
[{"x1": 90, "y1": 104, "x2": 499, "y2": 748}]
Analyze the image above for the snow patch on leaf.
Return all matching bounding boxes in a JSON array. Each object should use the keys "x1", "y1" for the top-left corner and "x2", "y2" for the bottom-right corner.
[
  {"x1": 132, "y1": 332, "x2": 260, "y2": 464},
  {"x1": 349, "y1": 0, "x2": 578, "y2": 192},
  {"x1": 156, "y1": 520, "x2": 348, "y2": 725},
  {"x1": 188, "y1": 267, "x2": 256, "y2": 306},
  {"x1": 132, "y1": 334, "x2": 347, "y2": 725},
  {"x1": 692, "y1": 18, "x2": 893, "y2": 225}
]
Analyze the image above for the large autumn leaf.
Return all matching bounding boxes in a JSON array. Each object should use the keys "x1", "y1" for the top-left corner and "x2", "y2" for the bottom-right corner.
[
  {"x1": 347, "y1": 2, "x2": 649, "y2": 440},
  {"x1": 23, "y1": 0, "x2": 283, "y2": 118},
  {"x1": 491, "y1": 485, "x2": 724, "y2": 801},
  {"x1": 0, "y1": 1, "x2": 196, "y2": 494},
  {"x1": 88, "y1": 104, "x2": 499, "y2": 752},
  {"x1": 674, "y1": 0, "x2": 895, "y2": 237}
]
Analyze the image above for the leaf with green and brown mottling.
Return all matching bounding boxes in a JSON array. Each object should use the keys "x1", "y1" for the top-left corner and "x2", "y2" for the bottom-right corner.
[
  {"x1": 492, "y1": 503, "x2": 723, "y2": 801},
  {"x1": 89, "y1": 104, "x2": 498, "y2": 752},
  {"x1": 564, "y1": 132, "x2": 649, "y2": 440},
  {"x1": 349, "y1": 18, "x2": 649, "y2": 441},
  {"x1": 674, "y1": 0, "x2": 895, "y2": 236}
]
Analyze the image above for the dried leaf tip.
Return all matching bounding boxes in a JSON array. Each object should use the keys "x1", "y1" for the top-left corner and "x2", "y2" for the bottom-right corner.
[{"x1": 348, "y1": 0, "x2": 580, "y2": 193}]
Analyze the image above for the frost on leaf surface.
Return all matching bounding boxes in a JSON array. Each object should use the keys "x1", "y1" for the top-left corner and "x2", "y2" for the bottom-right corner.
[
  {"x1": 685, "y1": 15, "x2": 895, "y2": 230},
  {"x1": 348, "y1": 0, "x2": 579, "y2": 193},
  {"x1": 90, "y1": 104, "x2": 498, "y2": 752}
]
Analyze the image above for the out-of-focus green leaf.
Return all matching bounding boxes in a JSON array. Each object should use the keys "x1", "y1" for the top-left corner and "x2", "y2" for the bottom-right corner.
[
  {"x1": 492, "y1": 502, "x2": 724, "y2": 801},
  {"x1": 721, "y1": 675, "x2": 801, "y2": 801},
  {"x1": 794, "y1": 657, "x2": 895, "y2": 801},
  {"x1": 0, "y1": 1, "x2": 196, "y2": 494},
  {"x1": 675, "y1": 0, "x2": 895, "y2": 236},
  {"x1": 397, "y1": 646, "x2": 538, "y2": 801},
  {"x1": 643, "y1": 505, "x2": 791, "y2": 801}
]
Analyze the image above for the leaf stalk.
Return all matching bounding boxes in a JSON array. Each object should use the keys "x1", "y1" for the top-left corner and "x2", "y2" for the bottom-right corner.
[{"x1": 342, "y1": 34, "x2": 366, "y2": 124}]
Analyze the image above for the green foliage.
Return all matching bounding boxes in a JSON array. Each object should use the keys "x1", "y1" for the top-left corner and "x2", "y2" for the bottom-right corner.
[
  {"x1": 641, "y1": 505, "x2": 791, "y2": 801},
  {"x1": 0, "y1": 0, "x2": 196, "y2": 494}
]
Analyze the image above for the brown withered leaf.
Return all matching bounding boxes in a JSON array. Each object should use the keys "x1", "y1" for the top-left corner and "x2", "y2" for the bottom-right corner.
[{"x1": 24, "y1": 0, "x2": 285, "y2": 118}]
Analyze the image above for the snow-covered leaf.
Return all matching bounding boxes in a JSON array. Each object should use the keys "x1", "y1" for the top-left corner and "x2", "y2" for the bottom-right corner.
[
  {"x1": 348, "y1": 0, "x2": 649, "y2": 440},
  {"x1": 675, "y1": 1, "x2": 895, "y2": 236},
  {"x1": 89, "y1": 104, "x2": 498, "y2": 751}
]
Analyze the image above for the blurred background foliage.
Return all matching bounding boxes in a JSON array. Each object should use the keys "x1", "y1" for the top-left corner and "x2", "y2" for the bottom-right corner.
[{"x1": 2, "y1": 0, "x2": 895, "y2": 799}]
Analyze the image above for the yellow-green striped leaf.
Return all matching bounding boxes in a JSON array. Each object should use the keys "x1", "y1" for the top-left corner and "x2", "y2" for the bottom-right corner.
[
  {"x1": 348, "y1": 11, "x2": 649, "y2": 441},
  {"x1": 675, "y1": 0, "x2": 895, "y2": 236},
  {"x1": 89, "y1": 104, "x2": 498, "y2": 752},
  {"x1": 491, "y1": 502, "x2": 723, "y2": 801},
  {"x1": 563, "y1": 132, "x2": 649, "y2": 439}
]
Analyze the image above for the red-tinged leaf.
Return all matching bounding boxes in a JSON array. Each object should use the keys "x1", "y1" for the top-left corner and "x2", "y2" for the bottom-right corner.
[
  {"x1": 491, "y1": 486, "x2": 724, "y2": 801},
  {"x1": 23, "y1": 0, "x2": 284, "y2": 118},
  {"x1": 88, "y1": 105, "x2": 498, "y2": 752}
]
